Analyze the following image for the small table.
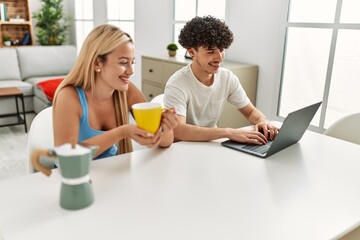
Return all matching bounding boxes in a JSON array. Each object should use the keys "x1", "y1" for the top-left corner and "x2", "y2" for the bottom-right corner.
[{"x1": 0, "y1": 87, "x2": 27, "y2": 132}]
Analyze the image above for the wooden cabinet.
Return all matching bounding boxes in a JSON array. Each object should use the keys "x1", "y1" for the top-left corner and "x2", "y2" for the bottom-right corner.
[
  {"x1": 0, "y1": 0, "x2": 34, "y2": 48},
  {"x1": 141, "y1": 55, "x2": 258, "y2": 128},
  {"x1": 142, "y1": 57, "x2": 184, "y2": 100}
]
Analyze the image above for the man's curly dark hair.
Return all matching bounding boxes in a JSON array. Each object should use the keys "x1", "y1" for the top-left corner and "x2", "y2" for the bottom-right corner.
[{"x1": 178, "y1": 16, "x2": 234, "y2": 50}]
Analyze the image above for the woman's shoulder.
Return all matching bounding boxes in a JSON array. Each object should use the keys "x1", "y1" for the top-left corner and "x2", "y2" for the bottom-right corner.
[
  {"x1": 58, "y1": 85, "x2": 79, "y2": 95},
  {"x1": 54, "y1": 86, "x2": 82, "y2": 115},
  {"x1": 56, "y1": 86, "x2": 81, "y2": 103}
]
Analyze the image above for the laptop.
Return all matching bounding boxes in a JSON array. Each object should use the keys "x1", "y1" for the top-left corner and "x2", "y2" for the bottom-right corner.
[{"x1": 221, "y1": 102, "x2": 322, "y2": 158}]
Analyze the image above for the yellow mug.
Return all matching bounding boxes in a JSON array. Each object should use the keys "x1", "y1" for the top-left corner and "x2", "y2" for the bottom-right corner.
[{"x1": 132, "y1": 102, "x2": 162, "y2": 134}]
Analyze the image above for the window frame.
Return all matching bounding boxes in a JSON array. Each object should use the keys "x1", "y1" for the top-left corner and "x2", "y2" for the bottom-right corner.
[
  {"x1": 278, "y1": 0, "x2": 360, "y2": 132},
  {"x1": 172, "y1": 0, "x2": 228, "y2": 45},
  {"x1": 73, "y1": 0, "x2": 135, "y2": 51}
]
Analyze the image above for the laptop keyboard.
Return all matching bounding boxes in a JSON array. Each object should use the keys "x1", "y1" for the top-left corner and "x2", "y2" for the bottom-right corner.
[{"x1": 241, "y1": 142, "x2": 273, "y2": 154}]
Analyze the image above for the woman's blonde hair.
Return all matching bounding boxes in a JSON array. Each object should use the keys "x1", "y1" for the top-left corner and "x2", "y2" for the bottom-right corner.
[{"x1": 53, "y1": 24, "x2": 134, "y2": 154}]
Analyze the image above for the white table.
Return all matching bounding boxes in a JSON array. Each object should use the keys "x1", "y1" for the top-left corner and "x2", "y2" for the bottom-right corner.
[{"x1": 1, "y1": 130, "x2": 360, "y2": 240}]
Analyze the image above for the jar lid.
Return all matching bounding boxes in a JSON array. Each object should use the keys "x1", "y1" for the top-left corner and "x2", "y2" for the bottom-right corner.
[{"x1": 54, "y1": 143, "x2": 91, "y2": 157}]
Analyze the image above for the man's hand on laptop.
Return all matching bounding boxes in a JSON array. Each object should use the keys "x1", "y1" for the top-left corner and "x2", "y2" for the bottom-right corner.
[
  {"x1": 254, "y1": 122, "x2": 280, "y2": 141},
  {"x1": 228, "y1": 128, "x2": 268, "y2": 145}
]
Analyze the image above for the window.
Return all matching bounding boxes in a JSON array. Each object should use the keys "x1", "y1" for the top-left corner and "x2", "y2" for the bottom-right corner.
[
  {"x1": 74, "y1": 0, "x2": 94, "y2": 52},
  {"x1": 74, "y1": 0, "x2": 134, "y2": 51},
  {"x1": 107, "y1": 0, "x2": 135, "y2": 40},
  {"x1": 173, "y1": 0, "x2": 227, "y2": 50},
  {"x1": 279, "y1": 0, "x2": 360, "y2": 130}
]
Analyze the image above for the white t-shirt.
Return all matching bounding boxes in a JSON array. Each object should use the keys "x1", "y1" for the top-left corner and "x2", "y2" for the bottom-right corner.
[{"x1": 164, "y1": 64, "x2": 250, "y2": 127}]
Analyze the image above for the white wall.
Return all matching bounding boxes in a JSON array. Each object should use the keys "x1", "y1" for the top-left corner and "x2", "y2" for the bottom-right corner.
[
  {"x1": 225, "y1": 0, "x2": 288, "y2": 119},
  {"x1": 133, "y1": 0, "x2": 174, "y2": 88},
  {"x1": 30, "y1": 0, "x2": 287, "y2": 119}
]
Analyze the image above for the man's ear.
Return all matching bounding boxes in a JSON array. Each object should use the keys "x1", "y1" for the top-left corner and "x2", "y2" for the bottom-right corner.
[{"x1": 187, "y1": 48, "x2": 196, "y2": 57}]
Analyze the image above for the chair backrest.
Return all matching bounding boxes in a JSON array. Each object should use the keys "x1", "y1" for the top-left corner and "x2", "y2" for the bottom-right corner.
[
  {"x1": 323, "y1": 113, "x2": 360, "y2": 145},
  {"x1": 151, "y1": 93, "x2": 164, "y2": 108},
  {"x1": 27, "y1": 106, "x2": 54, "y2": 173}
]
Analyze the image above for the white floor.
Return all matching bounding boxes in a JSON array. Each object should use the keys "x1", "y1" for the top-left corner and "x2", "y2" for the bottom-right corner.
[{"x1": 0, "y1": 113, "x2": 35, "y2": 181}]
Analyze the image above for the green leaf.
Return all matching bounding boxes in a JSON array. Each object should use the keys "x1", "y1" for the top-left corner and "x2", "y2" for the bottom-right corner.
[{"x1": 32, "y1": 0, "x2": 71, "y2": 45}]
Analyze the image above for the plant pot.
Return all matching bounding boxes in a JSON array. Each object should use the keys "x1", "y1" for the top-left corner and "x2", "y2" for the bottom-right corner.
[
  {"x1": 168, "y1": 50, "x2": 177, "y2": 57},
  {"x1": 4, "y1": 41, "x2": 11, "y2": 46},
  {"x1": 48, "y1": 35, "x2": 58, "y2": 45}
]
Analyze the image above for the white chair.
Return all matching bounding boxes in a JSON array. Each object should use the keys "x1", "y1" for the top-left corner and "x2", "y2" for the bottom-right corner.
[
  {"x1": 27, "y1": 106, "x2": 54, "y2": 173},
  {"x1": 151, "y1": 93, "x2": 164, "y2": 107},
  {"x1": 323, "y1": 113, "x2": 360, "y2": 145}
]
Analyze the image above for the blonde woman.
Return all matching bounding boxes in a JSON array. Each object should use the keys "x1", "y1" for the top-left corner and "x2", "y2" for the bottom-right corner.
[{"x1": 53, "y1": 24, "x2": 177, "y2": 159}]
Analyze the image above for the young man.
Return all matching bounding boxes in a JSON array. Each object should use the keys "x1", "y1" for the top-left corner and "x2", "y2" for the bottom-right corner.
[{"x1": 164, "y1": 16, "x2": 279, "y2": 145}]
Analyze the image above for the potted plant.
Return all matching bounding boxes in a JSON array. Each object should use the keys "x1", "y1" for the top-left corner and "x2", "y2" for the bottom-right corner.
[
  {"x1": 32, "y1": 0, "x2": 70, "y2": 45},
  {"x1": 2, "y1": 35, "x2": 11, "y2": 46},
  {"x1": 167, "y1": 43, "x2": 178, "y2": 57}
]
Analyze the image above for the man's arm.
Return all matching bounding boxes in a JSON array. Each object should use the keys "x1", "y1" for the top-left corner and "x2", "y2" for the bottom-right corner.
[
  {"x1": 173, "y1": 115, "x2": 267, "y2": 144},
  {"x1": 239, "y1": 102, "x2": 268, "y2": 124},
  {"x1": 173, "y1": 115, "x2": 230, "y2": 141},
  {"x1": 239, "y1": 102, "x2": 279, "y2": 140}
]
